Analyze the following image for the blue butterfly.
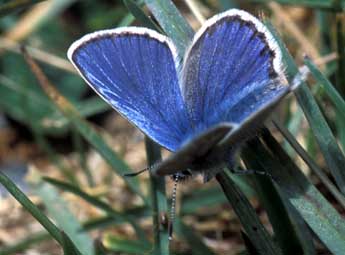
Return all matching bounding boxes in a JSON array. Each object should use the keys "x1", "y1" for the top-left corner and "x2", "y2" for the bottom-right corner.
[{"x1": 68, "y1": 9, "x2": 290, "y2": 182}]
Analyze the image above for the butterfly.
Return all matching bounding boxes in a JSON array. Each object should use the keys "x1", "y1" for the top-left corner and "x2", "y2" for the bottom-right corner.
[{"x1": 68, "y1": 9, "x2": 290, "y2": 182}]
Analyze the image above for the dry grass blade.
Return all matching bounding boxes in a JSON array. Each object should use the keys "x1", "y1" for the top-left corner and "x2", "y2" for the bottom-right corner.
[
  {"x1": 269, "y1": 2, "x2": 321, "y2": 62},
  {"x1": 0, "y1": 37, "x2": 76, "y2": 74}
]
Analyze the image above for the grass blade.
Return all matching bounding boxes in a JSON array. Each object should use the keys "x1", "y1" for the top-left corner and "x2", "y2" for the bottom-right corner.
[
  {"x1": 181, "y1": 180, "x2": 255, "y2": 215},
  {"x1": 0, "y1": 232, "x2": 50, "y2": 255},
  {"x1": 242, "y1": 148, "x2": 315, "y2": 255},
  {"x1": 144, "y1": 0, "x2": 194, "y2": 55},
  {"x1": 103, "y1": 234, "x2": 151, "y2": 254},
  {"x1": 43, "y1": 177, "x2": 150, "y2": 245},
  {"x1": 273, "y1": 120, "x2": 345, "y2": 209},
  {"x1": 174, "y1": 218, "x2": 216, "y2": 255},
  {"x1": 256, "y1": 131, "x2": 345, "y2": 254},
  {"x1": 30, "y1": 176, "x2": 94, "y2": 255},
  {"x1": 145, "y1": 137, "x2": 170, "y2": 255},
  {"x1": 42, "y1": 96, "x2": 110, "y2": 130},
  {"x1": 216, "y1": 170, "x2": 282, "y2": 255},
  {"x1": 123, "y1": 0, "x2": 162, "y2": 32},
  {"x1": 304, "y1": 57, "x2": 345, "y2": 118},
  {"x1": 0, "y1": 172, "x2": 63, "y2": 245},
  {"x1": 0, "y1": 0, "x2": 46, "y2": 16},
  {"x1": 61, "y1": 232, "x2": 82, "y2": 255},
  {"x1": 267, "y1": 21, "x2": 345, "y2": 194},
  {"x1": 248, "y1": 0, "x2": 343, "y2": 10}
]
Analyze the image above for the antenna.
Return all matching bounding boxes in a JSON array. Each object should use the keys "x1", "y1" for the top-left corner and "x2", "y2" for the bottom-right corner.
[
  {"x1": 123, "y1": 167, "x2": 150, "y2": 177},
  {"x1": 168, "y1": 174, "x2": 179, "y2": 241}
]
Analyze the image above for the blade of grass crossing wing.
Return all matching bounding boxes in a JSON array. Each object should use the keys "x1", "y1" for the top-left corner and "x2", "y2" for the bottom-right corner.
[
  {"x1": 266, "y1": 22, "x2": 345, "y2": 194},
  {"x1": 123, "y1": 0, "x2": 163, "y2": 32},
  {"x1": 145, "y1": 137, "x2": 169, "y2": 255},
  {"x1": 216, "y1": 170, "x2": 282, "y2": 255},
  {"x1": 144, "y1": 0, "x2": 194, "y2": 55}
]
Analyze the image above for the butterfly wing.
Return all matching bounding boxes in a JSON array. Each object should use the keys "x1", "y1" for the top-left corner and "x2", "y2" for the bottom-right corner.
[
  {"x1": 153, "y1": 123, "x2": 235, "y2": 176},
  {"x1": 182, "y1": 9, "x2": 287, "y2": 129},
  {"x1": 68, "y1": 27, "x2": 191, "y2": 151}
]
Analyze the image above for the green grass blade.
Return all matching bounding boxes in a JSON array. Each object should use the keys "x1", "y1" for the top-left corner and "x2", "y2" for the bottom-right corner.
[
  {"x1": 117, "y1": 13, "x2": 136, "y2": 27},
  {"x1": 103, "y1": 234, "x2": 151, "y2": 254},
  {"x1": 144, "y1": 0, "x2": 194, "y2": 55},
  {"x1": 273, "y1": 120, "x2": 345, "y2": 209},
  {"x1": 94, "y1": 240, "x2": 107, "y2": 255},
  {"x1": 71, "y1": 118, "x2": 144, "y2": 198},
  {"x1": 247, "y1": 0, "x2": 342, "y2": 10},
  {"x1": 42, "y1": 97, "x2": 110, "y2": 130},
  {"x1": 257, "y1": 132, "x2": 345, "y2": 254},
  {"x1": 123, "y1": 0, "x2": 162, "y2": 32},
  {"x1": 32, "y1": 128, "x2": 78, "y2": 184},
  {"x1": 216, "y1": 171, "x2": 282, "y2": 255},
  {"x1": 267, "y1": 22, "x2": 345, "y2": 194},
  {"x1": 145, "y1": 137, "x2": 170, "y2": 255},
  {"x1": 72, "y1": 129, "x2": 94, "y2": 187},
  {"x1": 0, "y1": 0, "x2": 46, "y2": 16},
  {"x1": 242, "y1": 147, "x2": 315, "y2": 255},
  {"x1": 304, "y1": 57, "x2": 345, "y2": 118},
  {"x1": 61, "y1": 232, "x2": 83, "y2": 255},
  {"x1": 335, "y1": 12, "x2": 345, "y2": 96},
  {"x1": 181, "y1": 180, "x2": 255, "y2": 215},
  {"x1": 43, "y1": 177, "x2": 149, "y2": 245},
  {"x1": 218, "y1": 0, "x2": 237, "y2": 10},
  {"x1": 0, "y1": 172, "x2": 63, "y2": 245},
  {"x1": 0, "y1": 232, "x2": 50, "y2": 255},
  {"x1": 31, "y1": 176, "x2": 94, "y2": 255},
  {"x1": 174, "y1": 218, "x2": 216, "y2": 255}
]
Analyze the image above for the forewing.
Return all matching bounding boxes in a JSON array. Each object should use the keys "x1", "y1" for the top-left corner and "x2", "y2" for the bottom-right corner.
[
  {"x1": 153, "y1": 123, "x2": 235, "y2": 176},
  {"x1": 68, "y1": 27, "x2": 191, "y2": 151},
  {"x1": 182, "y1": 9, "x2": 287, "y2": 127}
]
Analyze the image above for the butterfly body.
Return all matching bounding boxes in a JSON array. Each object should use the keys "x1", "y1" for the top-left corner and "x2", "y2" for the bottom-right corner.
[{"x1": 68, "y1": 9, "x2": 289, "y2": 180}]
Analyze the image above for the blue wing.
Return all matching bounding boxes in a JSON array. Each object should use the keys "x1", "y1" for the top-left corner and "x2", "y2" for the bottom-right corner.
[
  {"x1": 68, "y1": 27, "x2": 191, "y2": 151},
  {"x1": 182, "y1": 9, "x2": 288, "y2": 129}
]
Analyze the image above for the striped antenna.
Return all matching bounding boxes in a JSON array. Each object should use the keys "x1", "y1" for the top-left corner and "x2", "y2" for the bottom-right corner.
[{"x1": 168, "y1": 174, "x2": 179, "y2": 241}]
